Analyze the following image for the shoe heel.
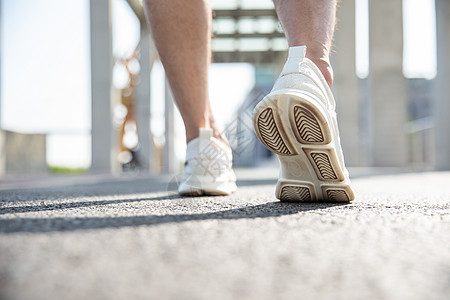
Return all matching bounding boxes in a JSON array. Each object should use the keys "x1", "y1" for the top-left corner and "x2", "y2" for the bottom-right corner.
[{"x1": 253, "y1": 97, "x2": 295, "y2": 156}]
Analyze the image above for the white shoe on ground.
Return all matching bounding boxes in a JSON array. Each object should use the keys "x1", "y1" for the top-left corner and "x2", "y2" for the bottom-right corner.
[
  {"x1": 178, "y1": 128, "x2": 237, "y2": 196},
  {"x1": 253, "y1": 46, "x2": 355, "y2": 202}
]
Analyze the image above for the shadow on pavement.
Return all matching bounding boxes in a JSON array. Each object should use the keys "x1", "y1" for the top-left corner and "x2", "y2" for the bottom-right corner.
[
  {"x1": 0, "y1": 176, "x2": 277, "y2": 203},
  {"x1": 0, "y1": 177, "x2": 277, "y2": 215},
  {"x1": 0, "y1": 176, "x2": 173, "y2": 202},
  {"x1": 0, "y1": 201, "x2": 348, "y2": 234},
  {"x1": 0, "y1": 194, "x2": 175, "y2": 216}
]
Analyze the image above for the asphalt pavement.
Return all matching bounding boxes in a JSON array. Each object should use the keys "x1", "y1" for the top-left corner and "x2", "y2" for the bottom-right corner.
[{"x1": 0, "y1": 169, "x2": 449, "y2": 300}]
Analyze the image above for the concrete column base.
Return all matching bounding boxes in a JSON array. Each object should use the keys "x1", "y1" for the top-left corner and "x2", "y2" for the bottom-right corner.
[{"x1": 368, "y1": 0, "x2": 408, "y2": 167}]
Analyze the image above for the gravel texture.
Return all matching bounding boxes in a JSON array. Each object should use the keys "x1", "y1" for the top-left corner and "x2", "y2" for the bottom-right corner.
[{"x1": 0, "y1": 170, "x2": 449, "y2": 300}]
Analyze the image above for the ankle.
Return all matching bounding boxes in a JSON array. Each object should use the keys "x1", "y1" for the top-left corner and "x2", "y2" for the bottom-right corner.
[
  {"x1": 186, "y1": 130, "x2": 200, "y2": 144},
  {"x1": 185, "y1": 124, "x2": 225, "y2": 145},
  {"x1": 184, "y1": 109, "x2": 225, "y2": 144},
  {"x1": 302, "y1": 44, "x2": 334, "y2": 87},
  {"x1": 308, "y1": 57, "x2": 334, "y2": 88},
  {"x1": 185, "y1": 111, "x2": 211, "y2": 143}
]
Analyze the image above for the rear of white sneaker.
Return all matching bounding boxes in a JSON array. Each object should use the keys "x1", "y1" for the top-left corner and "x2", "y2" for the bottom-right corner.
[
  {"x1": 253, "y1": 46, "x2": 355, "y2": 202},
  {"x1": 178, "y1": 128, "x2": 237, "y2": 196}
]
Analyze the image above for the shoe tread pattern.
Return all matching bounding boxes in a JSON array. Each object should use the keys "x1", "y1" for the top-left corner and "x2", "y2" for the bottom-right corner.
[
  {"x1": 280, "y1": 186, "x2": 312, "y2": 202},
  {"x1": 310, "y1": 152, "x2": 337, "y2": 180},
  {"x1": 326, "y1": 189, "x2": 350, "y2": 202},
  {"x1": 294, "y1": 106, "x2": 324, "y2": 143},
  {"x1": 257, "y1": 107, "x2": 291, "y2": 155}
]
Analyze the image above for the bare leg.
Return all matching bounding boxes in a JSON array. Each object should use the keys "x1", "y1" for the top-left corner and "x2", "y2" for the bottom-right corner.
[
  {"x1": 273, "y1": 0, "x2": 337, "y2": 87},
  {"x1": 144, "y1": 0, "x2": 221, "y2": 143}
]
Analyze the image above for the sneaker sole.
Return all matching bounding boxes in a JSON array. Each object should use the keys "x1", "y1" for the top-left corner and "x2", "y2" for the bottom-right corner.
[{"x1": 253, "y1": 89, "x2": 355, "y2": 202}]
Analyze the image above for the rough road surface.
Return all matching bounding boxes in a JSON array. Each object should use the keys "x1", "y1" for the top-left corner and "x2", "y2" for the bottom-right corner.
[{"x1": 0, "y1": 169, "x2": 449, "y2": 300}]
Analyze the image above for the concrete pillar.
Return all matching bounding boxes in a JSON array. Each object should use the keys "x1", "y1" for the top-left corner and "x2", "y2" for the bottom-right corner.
[
  {"x1": 434, "y1": 0, "x2": 450, "y2": 170},
  {"x1": 89, "y1": 0, "x2": 115, "y2": 172},
  {"x1": 135, "y1": 25, "x2": 153, "y2": 172},
  {"x1": 0, "y1": 131, "x2": 4, "y2": 175},
  {"x1": 163, "y1": 79, "x2": 175, "y2": 173},
  {"x1": 331, "y1": 0, "x2": 361, "y2": 166},
  {"x1": 368, "y1": 0, "x2": 408, "y2": 166},
  {"x1": 0, "y1": 1, "x2": 3, "y2": 175},
  {"x1": 0, "y1": 0, "x2": 2, "y2": 129}
]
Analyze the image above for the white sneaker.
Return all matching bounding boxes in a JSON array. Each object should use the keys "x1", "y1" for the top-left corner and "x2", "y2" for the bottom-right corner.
[
  {"x1": 253, "y1": 46, "x2": 355, "y2": 202},
  {"x1": 178, "y1": 128, "x2": 237, "y2": 196}
]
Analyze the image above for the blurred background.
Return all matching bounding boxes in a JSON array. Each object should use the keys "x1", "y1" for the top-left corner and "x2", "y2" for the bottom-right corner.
[{"x1": 0, "y1": 0, "x2": 448, "y2": 178}]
